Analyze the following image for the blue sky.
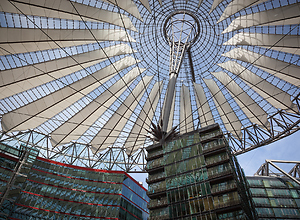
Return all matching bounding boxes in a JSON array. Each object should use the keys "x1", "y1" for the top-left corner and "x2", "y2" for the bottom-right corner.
[
  {"x1": 237, "y1": 131, "x2": 300, "y2": 176},
  {"x1": 129, "y1": 131, "x2": 300, "y2": 189}
]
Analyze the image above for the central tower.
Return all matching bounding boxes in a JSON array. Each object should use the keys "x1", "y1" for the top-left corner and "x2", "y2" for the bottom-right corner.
[{"x1": 162, "y1": 11, "x2": 200, "y2": 132}]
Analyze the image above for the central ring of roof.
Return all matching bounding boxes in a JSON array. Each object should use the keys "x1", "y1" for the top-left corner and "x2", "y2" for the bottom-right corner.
[
  {"x1": 163, "y1": 11, "x2": 200, "y2": 46},
  {"x1": 132, "y1": 0, "x2": 230, "y2": 83}
]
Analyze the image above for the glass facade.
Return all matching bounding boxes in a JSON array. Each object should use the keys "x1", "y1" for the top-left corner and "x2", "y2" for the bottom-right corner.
[
  {"x1": 247, "y1": 176, "x2": 300, "y2": 219},
  {"x1": 146, "y1": 124, "x2": 256, "y2": 220},
  {"x1": 0, "y1": 143, "x2": 149, "y2": 220}
]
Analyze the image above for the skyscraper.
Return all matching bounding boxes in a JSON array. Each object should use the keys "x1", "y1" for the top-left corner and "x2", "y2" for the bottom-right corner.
[{"x1": 146, "y1": 124, "x2": 256, "y2": 219}]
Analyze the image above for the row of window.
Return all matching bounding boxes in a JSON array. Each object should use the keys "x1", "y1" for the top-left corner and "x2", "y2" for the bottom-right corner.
[
  {"x1": 149, "y1": 207, "x2": 169, "y2": 218},
  {"x1": 254, "y1": 197, "x2": 300, "y2": 208},
  {"x1": 167, "y1": 191, "x2": 241, "y2": 218},
  {"x1": 148, "y1": 180, "x2": 166, "y2": 194},
  {"x1": 0, "y1": 166, "x2": 14, "y2": 181},
  {"x1": 164, "y1": 167, "x2": 208, "y2": 190},
  {"x1": 217, "y1": 210, "x2": 246, "y2": 220},
  {"x1": 200, "y1": 130, "x2": 221, "y2": 141},
  {"x1": 167, "y1": 182, "x2": 211, "y2": 203},
  {"x1": 210, "y1": 180, "x2": 236, "y2": 194},
  {"x1": 32, "y1": 160, "x2": 124, "y2": 183},
  {"x1": 11, "y1": 204, "x2": 120, "y2": 220},
  {"x1": 165, "y1": 156, "x2": 206, "y2": 177},
  {"x1": 28, "y1": 169, "x2": 122, "y2": 193},
  {"x1": 146, "y1": 156, "x2": 164, "y2": 170},
  {"x1": 14, "y1": 192, "x2": 144, "y2": 219},
  {"x1": 19, "y1": 190, "x2": 121, "y2": 213},
  {"x1": 120, "y1": 197, "x2": 143, "y2": 220},
  {"x1": 251, "y1": 187, "x2": 299, "y2": 198},
  {"x1": 163, "y1": 133, "x2": 200, "y2": 153},
  {"x1": 256, "y1": 207, "x2": 300, "y2": 217},
  {"x1": 213, "y1": 191, "x2": 240, "y2": 208},
  {"x1": 23, "y1": 182, "x2": 121, "y2": 205},
  {"x1": 205, "y1": 152, "x2": 228, "y2": 166},
  {"x1": 122, "y1": 177, "x2": 148, "y2": 201},
  {"x1": 202, "y1": 139, "x2": 225, "y2": 151},
  {"x1": 0, "y1": 143, "x2": 38, "y2": 160},
  {"x1": 0, "y1": 156, "x2": 18, "y2": 169},
  {"x1": 163, "y1": 144, "x2": 202, "y2": 166},
  {"x1": 169, "y1": 197, "x2": 214, "y2": 218},
  {"x1": 207, "y1": 163, "x2": 231, "y2": 178},
  {"x1": 122, "y1": 186, "x2": 149, "y2": 211},
  {"x1": 248, "y1": 178, "x2": 299, "y2": 189}
]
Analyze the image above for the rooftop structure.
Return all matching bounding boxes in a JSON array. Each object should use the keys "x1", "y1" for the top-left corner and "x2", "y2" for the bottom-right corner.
[{"x1": 0, "y1": 0, "x2": 299, "y2": 171}]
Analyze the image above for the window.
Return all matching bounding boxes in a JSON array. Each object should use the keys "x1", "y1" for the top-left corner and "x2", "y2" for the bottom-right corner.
[
  {"x1": 247, "y1": 179, "x2": 263, "y2": 187},
  {"x1": 250, "y1": 188, "x2": 266, "y2": 196},
  {"x1": 253, "y1": 198, "x2": 270, "y2": 206}
]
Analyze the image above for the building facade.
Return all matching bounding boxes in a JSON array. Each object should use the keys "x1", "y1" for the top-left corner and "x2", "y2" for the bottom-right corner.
[
  {"x1": 247, "y1": 176, "x2": 300, "y2": 219},
  {"x1": 146, "y1": 124, "x2": 256, "y2": 220},
  {"x1": 0, "y1": 143, "x2": 149, "y2": 220}
]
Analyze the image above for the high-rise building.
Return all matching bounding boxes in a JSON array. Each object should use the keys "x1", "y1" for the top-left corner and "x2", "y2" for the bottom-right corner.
[
  {"x1": 146, "y1": 124, "x2": 256, "y2": 220},
  {"x1": 0, "y1": 142, "x2": 149, "y2": 220},
  {"x1": 247, "y1": 176, "x2": 300, "y2": 219}
]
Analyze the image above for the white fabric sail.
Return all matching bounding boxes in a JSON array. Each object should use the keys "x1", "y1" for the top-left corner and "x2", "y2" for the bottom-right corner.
[
  {"x1": 0, "y1": 0, "x2": 299, "y2": 167},
  {"x1": 0, "y1": 28, "x2": 135, "y2": 56},
  {"x1": 222, "y1": 48, "x2": 300, "y2": 87},
  {"x1": 218, "y1": 60, "x2": 298, "y2": 113},
  {"x1": 180, "y1": 85, "x2": 193, "y2": 134},
  {"x1": 223, "y1": 2, "x2": 300, "y2": 33},
  {"x1": 204, "y1": 79, "x2": 243, "y2": 138},
  {"x1": 125, "y1": 81, "x2": 163, "y2": 155},
  {"x1": 218, "y1": 0, "x2": 268, "y2": 23},
  {"x1": 1, "y1": 0, "x2": 137, "y2": 31},
  {"x1": 211, "y1": 71, "x2": 269, "y2": 128},
  {"x1": 0, "y1": 44, "x2": 135, "y2": 99},
  {"x1": 90, "y1": 75, "x2": 153, "y2": 153},
  {"x1": 2, "y1": 56, "x2": 139, "y2": 132},
  {"x1": 100, "y1": 0, "x2": 142, "y2": 21},
  {"x1": 193, "y1": 82, "x2": 215, "y2": 127},
  {"x1": 223, "y1": 33, "x2": 300, "y2": 56},
  {"x1": 50, "y1": 66, "x2": 145, "y2": 146}
]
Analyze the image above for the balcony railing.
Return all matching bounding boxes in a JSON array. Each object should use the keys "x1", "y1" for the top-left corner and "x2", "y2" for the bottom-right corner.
[
  {"x1": 148, "y1": 214, "x2": 169, "y2": 220},
  {"x1": 200, "y1": 131, "x2": 222, "y2": 142},
  {"x1": 211, "y1": 182, "x2": 237, "y2": 194},
  {"x1": 214, "y1": 199, "x2": 240, "y2": 209},
  {"x1": 257, "y1": 213, "x2": 275, "y2": 217},
  {"x1": 251, "y1": 193, "x2": 268, "y2": 197},
  {"x1": 146, "y1": 173, "x2": 166, "y2": 183},
  {"x1": 148, "y1": 197, "x2": 168, "y2": 209},
  {"x1": 146, "y1": 159, "x2": 165, "y2": 170},
  {"x1": 205, "y1": 154, "x2": 229, "y2": 166},
  {"x1": 207, "y1": 169, "x2": 232, "y2": 179},
  {"x1": 147, "y1": 184, "x2": 166, "y2": 196},
  {"x1": 146, "y1": 149, "x2": 164, "y2": 160},
  {"x1": 203, "y1": 143, "x2": 227, "y2": 154}
]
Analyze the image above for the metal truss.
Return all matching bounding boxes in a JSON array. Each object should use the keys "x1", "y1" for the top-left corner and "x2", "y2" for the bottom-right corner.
[
  {"x1": 227, "y1": 94, "x2": 300, "y2": 155},
  {"x1": 254, "y1": 160, "x2": 300, "y2": 185},
  {"x1": 1, "y1": 98, "x2": 299, "y2": 173},
  {"x1": 0, "y1": 130, "x2": 147, "y2": 172}
]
